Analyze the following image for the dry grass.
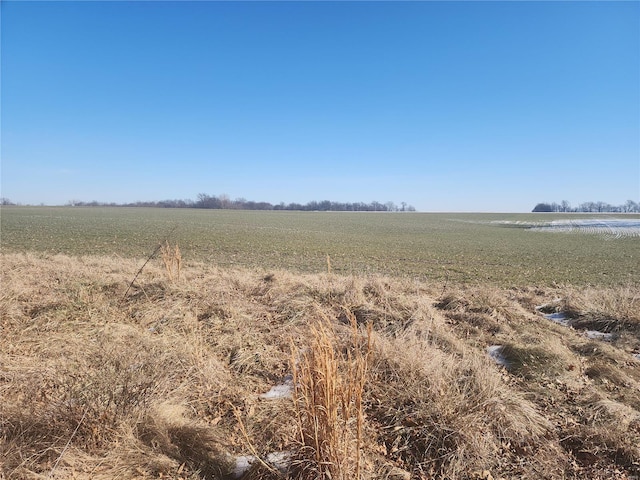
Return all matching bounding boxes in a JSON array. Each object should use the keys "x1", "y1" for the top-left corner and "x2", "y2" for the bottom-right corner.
[
  {"x1": 290, "y1": 311, "x2": 371, "y2": 480},
  {"x1": 1, "y1": 252, "x2": 639, "y2": 479},
  {"x1": 563, "y1": 285, "x2": 640, "y2": 333},
  {"x1": 160, "y1": 241, "x2": 182, "y2": 282}
]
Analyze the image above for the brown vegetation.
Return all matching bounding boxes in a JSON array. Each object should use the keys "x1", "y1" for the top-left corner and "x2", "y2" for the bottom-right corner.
[{"x1": 1, "y1": 252, "x2": 638, "y2": 479}]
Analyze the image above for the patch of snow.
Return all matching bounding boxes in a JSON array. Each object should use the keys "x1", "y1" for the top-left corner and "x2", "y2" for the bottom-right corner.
[
  {"x1": 265, "y1": 451, "x2": 291, "y2": 473},
  {"x1": 531, "y1": 219, "x2": 640, "y2": 239},
  {"x1": 584, "y1": 330, "x2": 614, "y2": 342},
  {"x1": 544, "y1": 312, "x2": 571, "y2": 326},
  {"x1": 492, "y1": 218, "x2": 640, "y2": 239},
  {"x1": 231, "y1": 455, "x2": 256, "y2": 478},
  {"x1": 259, "y1": 375, "x2": 294, "y2": 400},
  {"x1": 230, "y1": 451, "x2": 291, "y2": 478},
  {"x1": 487, "y1": 345, "x2": 509, "y2": 368}
]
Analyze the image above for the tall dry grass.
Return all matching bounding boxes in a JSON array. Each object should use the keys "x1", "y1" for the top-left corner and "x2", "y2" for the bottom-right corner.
[
  {"x1": 562, "y1": 285, "x2": 640, "y2": 332},
  {"x1": 1, "y1": 252, "x2": 639, "y2": 479},
  {"x1": 160, "y1": 240, "x2": 182, "y2": 282},
  {"x1": 290, "y1": 310, "x2": 371, "y2": 480}
]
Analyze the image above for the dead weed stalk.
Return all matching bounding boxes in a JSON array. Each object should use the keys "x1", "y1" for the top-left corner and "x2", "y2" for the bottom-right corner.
[
  {"x1": 47, "y1": 409, "x2": 87, "y2": 479},
  {"x1": 161, "y1": 240, "x2": 182, "y2": 282},
  {"x1": 291, "y1": 310, "x2": 371, "y2": 480},
  {"x1": 122, "y1": 227, "x2": 178, "y2": 300},
  {"x1": 232, "y1": 404, "x2": 284, "y2": 478}
]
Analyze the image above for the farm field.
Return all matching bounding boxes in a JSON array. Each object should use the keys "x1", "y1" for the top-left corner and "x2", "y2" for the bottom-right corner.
[
  {"x1": 2, "y1": 206, "x2": 639, "y2": 479},
  {"x1": 1, "y1": 206, "x2": 639, "y2": 287}
]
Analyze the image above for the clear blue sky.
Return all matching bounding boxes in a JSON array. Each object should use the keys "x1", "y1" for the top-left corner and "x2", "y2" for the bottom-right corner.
[{"x1": 2, "y1": 1, "x2": 639, "y2": 212}]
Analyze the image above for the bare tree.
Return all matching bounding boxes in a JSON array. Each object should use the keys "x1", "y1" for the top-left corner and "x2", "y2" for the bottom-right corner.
[{"x1": 624, "y1": 200, "x2": 639, "y2": 213}]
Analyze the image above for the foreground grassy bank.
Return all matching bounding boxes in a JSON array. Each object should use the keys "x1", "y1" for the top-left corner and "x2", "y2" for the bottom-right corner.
[
  {"x1": 1, "y1": 253, "x2": 638, "y2": 479},
  {"x1": 1, "y1": 206, "x2": 639, "y2": 287}
]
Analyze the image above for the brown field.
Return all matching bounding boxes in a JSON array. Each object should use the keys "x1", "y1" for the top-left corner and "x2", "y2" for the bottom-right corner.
[{"x1": 1, "y1": 251, "x2": 639, "y2": 479}]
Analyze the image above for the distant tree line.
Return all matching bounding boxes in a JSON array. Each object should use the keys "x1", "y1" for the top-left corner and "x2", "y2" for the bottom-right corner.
[
  {"x1": 532, "y1": 200, "x2": 639, "y2": 213},
  {"x1": 61, "y1": 194, "x2": 416, "y2": 212}
]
